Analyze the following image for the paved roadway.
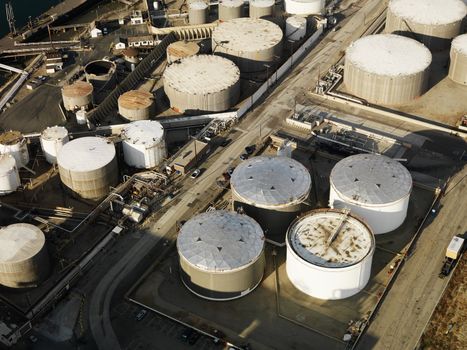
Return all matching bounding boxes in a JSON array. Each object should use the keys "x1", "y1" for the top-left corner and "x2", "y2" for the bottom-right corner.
[{"x1": 358, "y1": 167, "x2": 467, "y2": 350}]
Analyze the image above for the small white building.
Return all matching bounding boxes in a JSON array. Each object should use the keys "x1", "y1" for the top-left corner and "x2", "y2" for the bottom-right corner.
[
  {"x1": 115, "y1": 37, "x2": 127, "y2": 49},
  {"x1": 130, "y1": 10, "x2": 144, "y2": 25},
  {"x1": 90, "y1": 27, "x2": 102, "y2": 38}
]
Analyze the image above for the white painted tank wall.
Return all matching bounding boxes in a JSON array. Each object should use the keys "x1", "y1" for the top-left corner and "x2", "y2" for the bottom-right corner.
[
  {"x1": 0, "y1": 155, "x2": 20, "y2": 195},
  {"x1": 284, "y1": 0, "x2": 325, "y2": 15},
  {"x1": 0, "y1": 137, "x2": 29, "y2": 168},
  {"x1": 40, "y1": 126, "x2": 69, "y2": 164},
  {"x1": 286, "y1": 16, "x2": 307, "y2": 41}
]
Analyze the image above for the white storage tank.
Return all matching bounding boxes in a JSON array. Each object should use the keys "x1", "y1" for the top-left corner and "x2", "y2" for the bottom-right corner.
[
  {"x1": 212, "y1": 18, "x2": 283, "y2": 72},
  {"x1": 249, "y1": 0, "x2": 275, "y2": 19},
  {"x1": 40, "y1": 126, "x2": 69, "y2": 164},
  {"x1": 286, "y1": 16, "x2": 307, "y2": 41},
  {"x1": 166, "y1": 41, "x2": 200, "y2": 64},
  {"x1": 122, "y1": 120, "x2": 167, "y2": 169},
  {"x1": 76, "y1": 109, "x2": 88, "y2": 125},
  {"x1": 329, "y1": 154, "x2": 412, "y2": 234},
  {"x1": 189, "y1": 1, "x2": 209, "y2": 25},
  {"x1": 448, "y1": 34, "x2": 467, "y2": 85},
  {"x1": 385, "y1": 0, "x2": 467, "y2": 50},
  {"x1": 284, "y1": 0, "x2": 325, "y2": 15},
  {"x1": 0, "y1": 131, "x2": 29, "y2": 168},
  {"x1": 230, "y1": 156, "x2": 311, "y2": 243},
  {"x1": 163, "y1": 54, "x2": 240, "y2": 113},
  {"x1": 118, "y1": 90, "x2": 155, "y2": 121},
  {"x1": 0, "y1": 155, "x2": 20, "y2": 195},
  {"x1": 177, "y1": 210, "x2": 265, "y2": 300},
  {"x1": 61, "y1": 81, "x2": 94, "y2": 111},
  {"x1": 0, "y1": 223, "x2": 50, "y2": 288},
  {"x1": 57, "y1": 137, "x2": 118, "y2": 200},
  {"x1": 218, "y1": 0, "x2": 244, "y2": 21},
  {"x1": 286, "y1": 209, "x2": 375, "y2": 300}
]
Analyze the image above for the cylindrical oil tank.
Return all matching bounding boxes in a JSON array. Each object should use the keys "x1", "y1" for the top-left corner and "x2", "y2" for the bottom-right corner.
[
  {"x1": 449, "y1": 34, "x2": 467, "y2": 85},
  {"x1": 218, "y1": 0, "x2": 244, "y2": 21},
  {"x1": 166, "y1": 41, "x2": 200, "y2": 64},
  {"x1": 61, "y1": 81, "x2": 94, "y2": 111},
  {"x1": 122, "y1": 120, "x2": 167, "y2": 169},
  {"x1": 212, "y1": 18, "x2": 283, "y2": 72},
  {"x1": 0, "y1": 155, "x2": 20, "y2": 195},
  {"x1": 0, "y1": 131, "x2": 29, "y2": 168},
  {"x1": 118, "y1": 90, "x2": 155, "y2": 121},
  {"x1": 122, "y1": 47, "x2": 139, "y2": 64},
  {"x1": 344, "y1": 34, "x2": 432, "y2": 106},
  {"x1": 163, "y1": 55, "x2": 240, "y2": 113},
  {"x1": 40, "y1": 126, "x2": 69, "y2": 164},
  {"x1": 76, "y1": 109, "x2": 88, "y2": 125},
  {"x1": 230, "y1": 156, "x2": 311, "y2": 243},
  {"x1": 286, "y1": 16, "x2": 307, "y2": 41},
  {"x1": 177, "y1": 210, "x2": 265, "y2": 301},
  {"x1": 385, "y1": 0, "x2": 467, "y2": 51},
  {"x1": 57, "y1": 137, "x2": 118, "y2": 200},
  {"x1": 188, "y1": 1, "x2": 209, "y2": 25},
  {"x1": 84, "y1": 60, "x2": 117, "y2": 92},
  {"x1": 284, "y1": 0, "x2": 325, "y2": 15},
  {"x1": 0, "y1": 223, "x2": 50, "y2": 288},
  {"x1": 329, "y1": 154, "x2": 413, "y2": 234},
  {"x1": 286, "y1": 209, "x2": 375, "y2": 300},
  {"x1": 249, "y1": 0, "x2": 275, "y2": 19}
]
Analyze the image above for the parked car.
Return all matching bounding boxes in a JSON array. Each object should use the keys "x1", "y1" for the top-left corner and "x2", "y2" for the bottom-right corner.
[
  {"x1": 240, "y1": 153, "x2": 249, "y2": 161},
  {"x1": 135, "y1": 309, "x2": 147, "y2": 321},
  {"x1": 190, "y1": 169, "x2": 201, "y2": 178},
  {"x1": 221, "y1": 138, "x2": 231, "y2": 147},
  {"x1": 227, "y1": 167, "x2": 235, "y2": 175},
  {"x1": 245, "y1": 145, "x2": 256, "y2": 155}
]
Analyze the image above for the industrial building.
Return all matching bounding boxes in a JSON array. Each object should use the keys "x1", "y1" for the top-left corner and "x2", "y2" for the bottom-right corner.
[
  {"x1": 344, "y1": 34, "x2": 432, "y2": 105},
  {"x1": 218, "y1": 0, "x2": 244, "y2": 21},
  {"x1": 212, "y1": 18, "x2": 283, "y2": 72},
  {"x1": 0, "y1": 223, "x2": 50, "y2": 288},
  {"x1": 163, "y1": 55, "x2": 240, "y2": 113},
  {"x1": 166, "y1": 41, "x2": 200, "y2": 64},
  {"x1": 40, "y1": 126, "x2": 69, "y2": 164},
  {"x1": 177, "y1": 210, "x2": 265, "y2": 300},
  {"x1": 448, "y1": 34, "x2": 467, "y2": 85},
  {"x1": 84, "y1": 60, "x2": 117, "y2": 92},
  {"x1": 284, "y1": 0, "x2": 325, "y2": 16},
  {"x1": 61, "y1": 81, "x2": 94, "y2": 111},
  {"x1": 0, "y1": 155, "x2": 20, "y2": 195},
  {"x1": 57, "y1": 137, "x2": 119, "y2": 200},
  {"x1": 286, "y1": 16, "x2": 307, "y2": 41},
  {"x1": 117, "y1": 90, "x2": 155, "y2": 121},
  {"x1": 329, "y1": 154, "x2": 412, "y2": 234},
  {"x1": 169, "y1": 139, "x2": 209, "y2": 175},
  {"x1": 286, "y1": 209, "x2": 375, "y2": 300},
  {"x1": 230, "y1": 156, "x2": 311, "y2": 242},
  {"x1": 385, "y1": 0, "x2": 467, "y2": 51},
  {"x1": 0, "y1": 131, "x2": 29, "y2": 169},
  {"x1": 122, "y1": 120, "x2": 167, "y2": 169},
  {"x1": 249, "y1": 0, "x2": 275, "y2": 19},
  {"x1": 188, "y1": 1, "x2": 209, "y2": 25}
]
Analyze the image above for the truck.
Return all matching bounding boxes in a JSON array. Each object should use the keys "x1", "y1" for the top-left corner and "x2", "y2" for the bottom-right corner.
[{"x1": 439, "y1": 235, "x2": 464, "y2": 278}]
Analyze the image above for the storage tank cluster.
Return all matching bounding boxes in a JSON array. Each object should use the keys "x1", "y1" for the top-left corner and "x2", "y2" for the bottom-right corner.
[
  {"x1": 118, "y1": 90, "x2": 155, "y2": 121},
  {"x1": 385, "y1": 0, "x2": 467, "y2": 51},
  {"x1": 249, "y1": 0, "x2": 275, "y2": 19},
  {"x1": 230, "y1": 156, "x2": 312, "y2": 243},
  {"x1": 449, "y1": 34, "x2": 467, "y2": 85},
  {"x1": 166, "y1": 41, "x2": 200, "y2": 64},
  {"x1": 218, "y1": 0, "x2": 244, "y2": 21},
  {"x1": 284, "y1": 0, "x2": 325, "y2": 15},
  {"x1": 84, "y1": 60, "x2": 117, "y2": 91},
  {"x1": 0, "y1": 155, "x2": 20, "y2": 195},
  {"x1": 286, "y1": 15, "x2": 307, "y2": 42},
  {"x1": 40, "y1": 126, "x2": 69, "y2": 164},
  {"x1": 329, "y1": 154, "x2": 412, "y2": 234},
  {"x1": 122, "y1": 120, "x2": 167, "y2": 169},
  {"x1": 163, "y1": 54, "x2": 240, "y2": 113},
  {"x1": 61, "y1": 81, "x2": 94, "y2": 111},
  {"x1": 0, "y1": 223, "x2": 50, "y2": 288},
  {"x1": 57, "y1": 137, "x2": 118, "y2": 200},
  {"x1": 344, "y1": 34, "x2": 432, "y2": 105},
  {"x1": 0, "y1": 130, "x2": 29, "y2": 168},
  {"x1": 177, "y1": 210, "x2": 265, "y2": 300},
  {"x1": 212, "y1": 18, "x2": 283, "y2": 72},
  {"x1": 188, "y1": 1, "x2": 209, "y2": 25}
]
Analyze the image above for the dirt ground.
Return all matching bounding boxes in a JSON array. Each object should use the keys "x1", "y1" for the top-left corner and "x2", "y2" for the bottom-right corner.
[{"x1": 421, "y1": 253, "x2": 467, "y2": 350}]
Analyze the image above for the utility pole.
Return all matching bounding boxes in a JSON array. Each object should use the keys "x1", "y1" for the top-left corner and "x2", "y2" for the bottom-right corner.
[{"x1": 5, "y1": 0, "x2": 16, "y2": 36}]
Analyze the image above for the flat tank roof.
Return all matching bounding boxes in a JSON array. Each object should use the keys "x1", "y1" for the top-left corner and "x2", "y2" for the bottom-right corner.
[
  {"x1": 452, "y1": 34, "x2": 467, "y2": 55},
  {"x1": 41, "y1": 126, "x2": 68, "y2": 141},
  {"x1": 346, "y1": 34, "x2": 432, "y2": 76},
  {"x1": 219, "y1": 0, "x2": 243, "y2": 7},
  {"x1": 189, "y1": 1, "x2": 208, "y2": 9},
  {"x1": 0, "y1": 130, "x2": 23, "y2": 145},
  {"x1": 163, "y1": 55, "x2": 240, "y2": 94},
  {"x1": 330, "y1": 154, "x2": 412, "y2": 206},
  {"x1": 231, "y1": 156, "x2": 311, "y2": 207},
  {"x1": 0, "y1": 154, "x2": 16, "y2": 171},
  {"x1": 212, "y1": 18, "x2": 283, "y2": 53},
  {"x1": 57, "y1": 137, "x2": 115, "y2": 172},
  {"x1": 389, "y1": 0, "x2": 467, "y2": 26},
  {"x1": 0, "y1": 224, "x2": 45, "y2": 263},
  {"x1": 118, "y1": 90, "x2": 154, "y2": 110},
  {"x1": 123, "y1": 120, "x2": 164, "y2": 146},
  {"x1": 62, "y1": 81, "x2": 93, "y2": 97},
  {"x1": 177, "y1": 211, "x2": 264, "y2": 272},
  {"x1": 287, "y1": 15, "x2": 307, "y2": 27},
  {"x1": 287, "y1": 209, "x2": 374, "y2": 268},
  {"x1": 251, "y1": 0, "x2": 275, "y2": 7},
  {"x1": 167, "y1": 41, "x2": 200, "y2": 58}
]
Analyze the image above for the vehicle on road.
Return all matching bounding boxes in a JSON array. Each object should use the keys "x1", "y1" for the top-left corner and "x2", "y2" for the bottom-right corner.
[
  {"x1": 439, "y1": 235, "x2": 464, "y2": 278},
  {"x1": 245, "y1": 145, "x2": 256, "y2": 155},
  {"x1": 227, "y1": 167, "x2": 235, "y2": 176},
  {"x1": 190, "y1": 169, "x2": 201, "y2": 178},
  {"x1": 240, "y1": 153, "x2": 249, "y2": 161},
  {"x1": 221, "y1": 138, "x2": 231, "y2": 147},
  {"x1": 135, "y1": 309, "x2": 147, "y2": 321}
]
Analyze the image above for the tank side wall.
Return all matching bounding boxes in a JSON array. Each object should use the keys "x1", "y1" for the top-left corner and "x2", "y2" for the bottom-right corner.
[{"x1": 449, "y1": 50, "x2": 467, "y2": 85}]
